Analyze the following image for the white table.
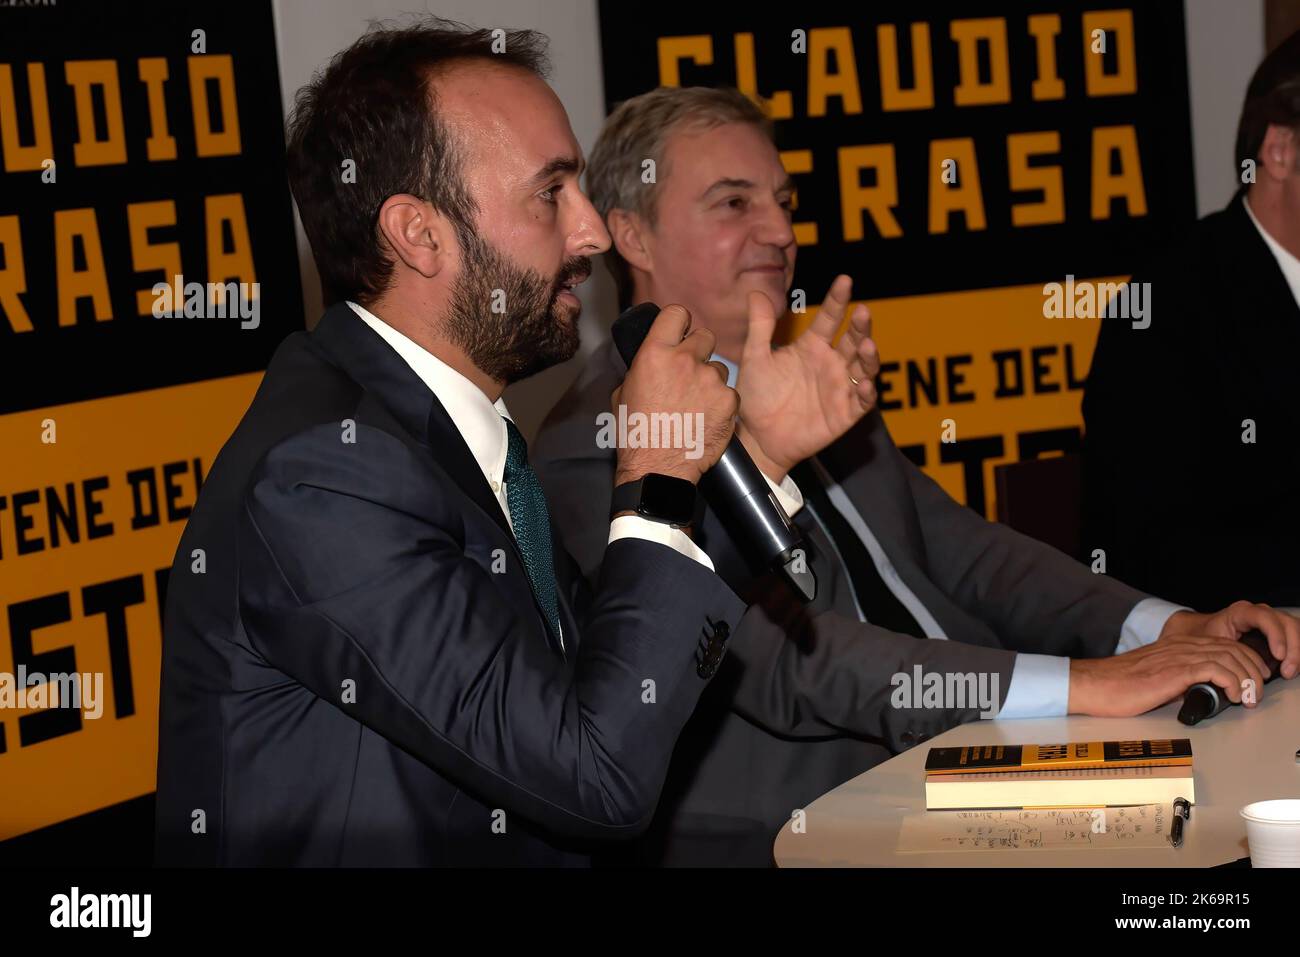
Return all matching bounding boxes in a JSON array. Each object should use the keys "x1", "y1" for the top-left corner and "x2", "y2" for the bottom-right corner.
[{"x1": 774, "y1": 676, "x2": 1300, "y2": 867}]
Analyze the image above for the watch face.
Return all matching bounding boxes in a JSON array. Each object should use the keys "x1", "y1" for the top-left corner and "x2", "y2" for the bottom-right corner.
[{"x1": 638, "y1": 474, "x2": 696, "y2": 524}]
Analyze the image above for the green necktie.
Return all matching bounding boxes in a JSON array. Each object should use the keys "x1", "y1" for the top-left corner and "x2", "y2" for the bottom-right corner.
[{"x1": 502, "y1": 417, "x2": 562, "y2": 644}]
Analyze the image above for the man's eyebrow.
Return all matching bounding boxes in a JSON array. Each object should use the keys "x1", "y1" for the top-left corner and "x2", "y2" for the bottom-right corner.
[
  {"x1": 527, "y1": 155, "x2": 582, "y2": 187},
  {"x1": 701, "y1": 176, "x2": 797, "y2": 199},
  {"x1": 701, "y1": 177, "x2": 756, "y2": 198}
]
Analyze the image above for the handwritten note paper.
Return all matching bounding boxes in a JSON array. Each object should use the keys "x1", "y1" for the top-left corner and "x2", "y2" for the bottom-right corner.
[{"x1": 897, "y1": 804, "x2": 1168, "y2": 852}]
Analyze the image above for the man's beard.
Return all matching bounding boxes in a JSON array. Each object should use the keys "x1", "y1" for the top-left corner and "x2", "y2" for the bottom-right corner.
[{"x1": 444, "y1": 232, "x2": 590, "y2": 384}]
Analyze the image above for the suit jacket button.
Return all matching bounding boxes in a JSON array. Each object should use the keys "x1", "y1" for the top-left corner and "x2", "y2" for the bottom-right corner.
[{"x1": 900, "y1": 730, "x2": 916, "y2": 745}]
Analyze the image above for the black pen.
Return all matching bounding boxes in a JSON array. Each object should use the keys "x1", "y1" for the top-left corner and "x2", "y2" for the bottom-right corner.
[{"x1": 1170, "y1": 797, "x2": 1191, "y2": 847}]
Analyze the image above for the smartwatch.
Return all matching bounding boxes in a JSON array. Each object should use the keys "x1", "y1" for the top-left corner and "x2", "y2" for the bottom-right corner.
[{"x1": 610, "y1": 473, "x2": 699, "y2": 527}]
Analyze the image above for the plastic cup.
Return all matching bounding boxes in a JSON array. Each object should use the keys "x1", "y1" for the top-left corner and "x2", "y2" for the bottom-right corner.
[{"x1": 1240, "y1": 799, "x2": 1300, "y2": 867}]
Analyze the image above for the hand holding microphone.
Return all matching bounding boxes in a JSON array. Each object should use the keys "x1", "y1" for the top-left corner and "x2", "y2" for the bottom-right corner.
[
  {"x1": 1178, "y1": 629, "x2": 1282, "y2": 724},
  {"x1": 612, "y1": 304, "x2": 736, "y2": 488},
  {"x1": 612, "y1": 301, "x2": 817, "y2": 602},
  {"x1": 1069, "y1": 602, "x2": 1300, "y2": 719}
]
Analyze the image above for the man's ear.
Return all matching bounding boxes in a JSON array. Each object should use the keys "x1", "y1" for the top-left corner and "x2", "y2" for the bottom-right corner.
[
  {"x1": 1259, "y1": 124, "x2": 1299, "y2": 183},
  {"x1": 607, "y1": 208, "x2": 654, "y2": 273},
  {"x1": 376, "y1": 194, "x2": 451, "y2": 279}
]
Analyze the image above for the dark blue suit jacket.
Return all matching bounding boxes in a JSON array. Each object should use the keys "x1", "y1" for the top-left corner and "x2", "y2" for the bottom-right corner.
[{"x1": 154, "y1": 302, "x2": 744, "y2": 866}]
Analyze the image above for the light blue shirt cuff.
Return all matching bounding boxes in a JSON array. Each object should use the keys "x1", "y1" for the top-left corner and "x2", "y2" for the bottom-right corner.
[
  {"x1": 989, "y1": 654, "x2": 1070, "y2": 719},
  {"x1": 1115, "y1": 598, "x2": 1188, "y2": 654},
  {"x1": 710, "y1": 352, "x2": 739, "y2": 388},
  {"x1": 709, "y1": 352, "x2": 805, "y2": 518}
]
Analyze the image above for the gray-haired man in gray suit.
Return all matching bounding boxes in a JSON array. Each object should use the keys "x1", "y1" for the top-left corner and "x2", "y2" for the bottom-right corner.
[{"x1": 533, "y1": 86, "x2": 1300, "y2": 866}]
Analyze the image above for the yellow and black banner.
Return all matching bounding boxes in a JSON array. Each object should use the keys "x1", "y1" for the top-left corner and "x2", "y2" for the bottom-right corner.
[
  {"x1": 0, "y1": 0, "x2": 301, "y2": 840},
  {"x1": 597, "y1": 1, "x2": 1197, "y2": 514}
]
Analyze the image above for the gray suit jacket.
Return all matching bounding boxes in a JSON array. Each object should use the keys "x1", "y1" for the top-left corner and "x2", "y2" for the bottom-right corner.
[{"x1": 533, "y1": 338, "x2": 1150, "y2": 865}]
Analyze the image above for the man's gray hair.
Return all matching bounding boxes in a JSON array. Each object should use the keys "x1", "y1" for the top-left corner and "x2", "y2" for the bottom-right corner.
[{"x1": 586, "y1": 86, "x2": 773, "y2": 308}]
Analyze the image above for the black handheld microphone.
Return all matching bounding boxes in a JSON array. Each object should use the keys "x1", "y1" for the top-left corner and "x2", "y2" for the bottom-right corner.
[
  {"x1": 1177, "y1": 629, "x2": 1282, "y2": 725},
  {"x1": 611, "y1": 302, "x2": 816, "y2": 602}
]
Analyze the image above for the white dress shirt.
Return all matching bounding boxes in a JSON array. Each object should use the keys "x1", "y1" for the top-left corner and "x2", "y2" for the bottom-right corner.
[
  {"x1": 1243, "y1": 195, "x2": 1300, "y2": 309},
  {"x1": 708, "y1": 352, "x2": 1183, "y2": 720},
  {"x1": 347, "y1": 301, "x2": 718, "y2": 651}
]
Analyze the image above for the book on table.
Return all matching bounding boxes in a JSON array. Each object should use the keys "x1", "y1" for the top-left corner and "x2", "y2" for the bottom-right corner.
[{"x1": 923, "y1": 739, "x2": 1194, "y2": 811}]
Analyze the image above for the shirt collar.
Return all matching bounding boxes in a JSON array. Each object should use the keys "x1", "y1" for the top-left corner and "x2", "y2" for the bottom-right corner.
[
  {"x1": 1242, "y1": 196, "x2": 1300, "y2": 310},
  {"x1": 347, "y1": 301, "x2": 510, "y2": 489}
]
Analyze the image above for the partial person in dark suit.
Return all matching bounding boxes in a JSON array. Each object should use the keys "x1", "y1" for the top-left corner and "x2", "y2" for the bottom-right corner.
[
  {"x1": 532, "y1": 86, "x2": 1300, "y2": 866},
  {"x1": 1084, "y1": 29, "x2": 1300, "y2": 611},
  {"x1": 155, "y1": 21, "x2": 761, "y2": 867}
]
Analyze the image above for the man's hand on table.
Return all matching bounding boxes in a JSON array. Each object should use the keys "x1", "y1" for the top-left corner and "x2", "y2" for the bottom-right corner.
[{"x1": 1069, "y1": 600, "x2": 1300, "y2": 716}]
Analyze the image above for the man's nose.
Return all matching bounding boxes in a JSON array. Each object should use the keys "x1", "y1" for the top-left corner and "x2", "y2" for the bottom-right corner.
[
  {"x1": 755, "y1": 200, "x2": 796, "y2": 251},
  {"x1": 570, "y1": 191, "x2": 612, "y2": 257}
]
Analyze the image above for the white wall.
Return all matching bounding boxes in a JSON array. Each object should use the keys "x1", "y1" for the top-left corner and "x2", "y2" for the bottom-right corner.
[
  {"x1": 1185, "y1": 0, "x2": 1266, "y2": 215},
  {"x1": 272, "y1": 0, "x2": 1266, "y2": 438}
]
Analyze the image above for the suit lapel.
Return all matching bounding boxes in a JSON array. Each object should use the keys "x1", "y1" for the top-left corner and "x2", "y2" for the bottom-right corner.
[
  {"x1": 550, "y1": 529, "x2": 583, "y2": 654},
  {"x1": 310, "y1": 302, "x2": 520, "y2": 548},
  {"x1": 308, "y1": 303, "x2": 573, "y2": 653},
  {"x1": 816, "y1": 414, "x2": 1003, "y2": 648},
  {"x1": 817, "y1": 413, "x2": 928, "y2": 570}
]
